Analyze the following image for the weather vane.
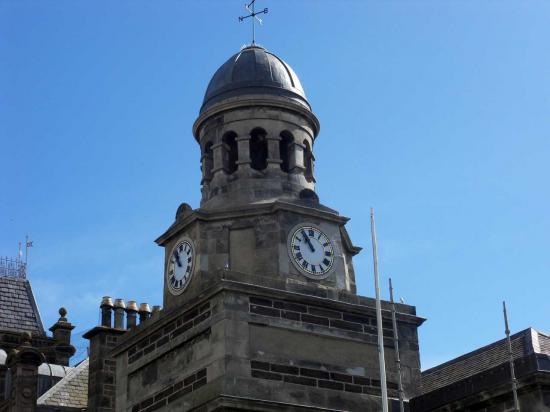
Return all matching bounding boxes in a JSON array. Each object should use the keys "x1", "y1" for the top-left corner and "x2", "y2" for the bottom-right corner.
[{"x1": 239, "y1": 0, "x2": 268, "y2": 45}]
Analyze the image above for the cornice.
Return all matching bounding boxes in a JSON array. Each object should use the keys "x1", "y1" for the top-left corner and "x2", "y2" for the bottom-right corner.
[
  {"x1": 192, "y1": 96, "x2": 320, "y2": 141},
  {"x1": 155, "y1": 201, "x2": 349, "y2": 246}
]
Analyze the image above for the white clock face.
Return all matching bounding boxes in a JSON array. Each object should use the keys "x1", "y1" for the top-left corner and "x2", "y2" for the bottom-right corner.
[
  {"x1": 288, "y1": 225, "x2": 335, "y2": 278},
  {"x1": 167, "y1": 239, "x2": 195, "y2": 295}
]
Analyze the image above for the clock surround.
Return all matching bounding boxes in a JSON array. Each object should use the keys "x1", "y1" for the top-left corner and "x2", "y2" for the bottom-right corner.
[
  {"x1": 166, "y1": 237, "x2": 195, "y2": 295},
  {"x1": 287, "y1": 223, "x2": 335, "y2": 280}
]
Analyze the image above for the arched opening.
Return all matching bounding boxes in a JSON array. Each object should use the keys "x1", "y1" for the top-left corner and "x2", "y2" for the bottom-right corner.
[
  {"x1": 249, "y1": 128, "x2": 268, "y2": 171},
  {"x1": 279, "y1": 131, "x2": 293, "y2": 173},
  {"x1": 202, "y1": 141, "x2": 213, "y2": 180},
  {"x1": 222, "y1": 131, "x2": 238, "y2": 174},
  {"x1": 303, "y1": 140, "x2": 315, "y2": 183}
]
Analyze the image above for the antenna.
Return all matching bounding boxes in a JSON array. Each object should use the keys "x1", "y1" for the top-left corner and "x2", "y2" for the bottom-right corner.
[
  {"x1": 389, "y1": 278, "x2": 405, "y2": 412},
  {"x1": 238, "y1": 0, "x2": 268, "y2": 45},
  {"x1": 503, "y1": 301, "x2": 520, "y2": 411}
]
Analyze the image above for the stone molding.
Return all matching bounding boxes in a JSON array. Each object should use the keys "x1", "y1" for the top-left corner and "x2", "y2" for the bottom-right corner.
[
  {"x1": 111, "y1": 278, "x2": 423, "y2": 359},
  {"x1": 155, "y1": 201, "x2": 347, "y2": 246},
  {"x1": 193, "y1": 96, "x2": 321, "y2": 141}
]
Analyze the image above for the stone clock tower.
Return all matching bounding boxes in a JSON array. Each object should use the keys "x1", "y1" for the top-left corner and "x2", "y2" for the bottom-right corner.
[{"x1": 110, "y1": 45, "x2": 425, "y2": 411}]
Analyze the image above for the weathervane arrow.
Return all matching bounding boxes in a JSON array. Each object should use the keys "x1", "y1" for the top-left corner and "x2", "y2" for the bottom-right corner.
[{"x1": 239, "y1": 0, "x2": 268, "y2": 45}]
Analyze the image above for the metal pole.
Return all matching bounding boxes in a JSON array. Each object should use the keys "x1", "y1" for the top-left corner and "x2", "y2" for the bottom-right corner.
[
  {"x1": 371, "y1": 208, "x2": 389, "y2": 412},
  {"x1": 390, "y1": 278, "x2": 405, "y2": 412},
  {"x1": 251, "y1": 0, "x2": 255, "y2": 44},
  {"x1": 503, "y1": 301, "x2": 520, "y2": 411}
]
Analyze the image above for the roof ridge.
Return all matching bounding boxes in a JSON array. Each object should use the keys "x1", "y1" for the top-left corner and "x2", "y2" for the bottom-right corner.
[{"x1": 422, "y1": 327, "x2": 535, "y2": 376}]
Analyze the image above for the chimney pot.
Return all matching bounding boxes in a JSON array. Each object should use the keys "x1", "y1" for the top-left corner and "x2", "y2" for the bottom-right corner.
[
  {"x1": 114, "y1": 298, "x2": 126, "y2": 329},
  {"x1": 126, "y1": 300, "x2": 138, "y2": 328},
  {"x1": 139, "y1": 303, "x2": 152, "y2": 323},
  {"x1": 100, "y1": 296, "x2": 113, "y2": 308}
]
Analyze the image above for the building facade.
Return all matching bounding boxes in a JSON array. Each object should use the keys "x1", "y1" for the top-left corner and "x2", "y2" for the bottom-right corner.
[{"x1": 2, "y1": 45, "x2": 548, "y2": 412}]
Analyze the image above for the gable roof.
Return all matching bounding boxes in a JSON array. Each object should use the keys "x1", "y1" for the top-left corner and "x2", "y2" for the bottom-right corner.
[
  {"x1": 0, "y1": 275, "x2": 45, "y2": 335},
  {"x1": 421, "y1": 328, "x2": 550, "y2": 394},
  {"x1": 37, "y1": 358, "x2": 89, "y2": 410}
]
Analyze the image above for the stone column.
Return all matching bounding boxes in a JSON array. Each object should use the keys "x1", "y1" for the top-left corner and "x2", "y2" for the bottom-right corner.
[
  {"x1": 211, "y1": 142, "x2": 226, "y2": 174},
  {"x1": 6, "y1": 332, "x2": 45, "y2": 412},
  {"x1": 236, "y1": 135, "x2": 251, "y2": 172},
  {"x1": 289, "y1": 141, "x2": 306, "y2": 173},
  {"x1": 266, "y1": 134, "x2": 282, "y2": 171},
  {"x1": 48, "y1": 307, "x2": 76, "y2": 366},
  {"x1": 201, "y1": 152, "x2": 213, "y2": 183}
]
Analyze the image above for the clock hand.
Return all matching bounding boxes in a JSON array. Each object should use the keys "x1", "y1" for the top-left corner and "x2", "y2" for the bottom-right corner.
[
  {"x1": 173, "y1": 251, "x2": 182, "y2": 267},
  {"x1": 301, "y1": 230, "x2": 315, "y2": 253}
]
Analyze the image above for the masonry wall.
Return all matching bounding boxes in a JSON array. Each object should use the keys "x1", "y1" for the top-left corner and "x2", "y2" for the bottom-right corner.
[
  {"x1": 111, "y1": 282, "x2": 423, "y2": 411},
  {"x1": 88, "y1": 330, "x2": 124, "y2": 411}
]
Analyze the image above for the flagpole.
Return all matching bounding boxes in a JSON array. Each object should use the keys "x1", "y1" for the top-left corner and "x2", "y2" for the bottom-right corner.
[
  {"x1": 390, "y1": 278, "x2": 405, "y2": 412},
  {"x1": 503, "y1": 301, "x2": 520, "y2": 411},
  {"x1": 371, "y1": 208, "x2": 389, "y2": 412},
  {"x1": 25, "y1": 235, "x2": 29, "y2": 265}
]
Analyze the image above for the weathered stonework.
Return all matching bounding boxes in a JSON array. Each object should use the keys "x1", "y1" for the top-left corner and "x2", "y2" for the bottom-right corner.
[{"x1": 110, "y1": 280, "x2": 423, "y2": 411}]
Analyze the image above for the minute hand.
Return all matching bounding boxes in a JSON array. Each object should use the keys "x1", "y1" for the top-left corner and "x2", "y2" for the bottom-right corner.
[{"x1": 302, "y1": 230, "x2": 315, "y2": 252}]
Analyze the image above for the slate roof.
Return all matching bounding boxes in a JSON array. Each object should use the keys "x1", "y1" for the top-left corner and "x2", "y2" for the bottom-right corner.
[
  {"x1": 422, "y1": 328, "x2": 550, "y2": 393},
  {"x1": 0, "y1": 275, "x2": 45, "y2": 335},
  {"x1": 37, "y1": 358, "x2": 89, "y2": 410}
]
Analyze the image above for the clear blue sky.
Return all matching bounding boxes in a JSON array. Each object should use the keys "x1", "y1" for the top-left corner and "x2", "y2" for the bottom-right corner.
[{"x1": 1, "y1": 1, "x2": 548, "y2": 368}]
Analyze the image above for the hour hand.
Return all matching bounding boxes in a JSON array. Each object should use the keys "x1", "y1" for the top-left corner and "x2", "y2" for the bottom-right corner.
[
  {"x1": 302, "y1": 230, "x2": 315, "y2": 252},
  {"x1": 173, "y1": 251, "x2": 182, "y2": 267}
]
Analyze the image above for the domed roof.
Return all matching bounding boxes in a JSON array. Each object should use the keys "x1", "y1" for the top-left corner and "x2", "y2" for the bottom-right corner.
[{"x1": 200, "y1": 45, "x2": 310, "y2": 113}]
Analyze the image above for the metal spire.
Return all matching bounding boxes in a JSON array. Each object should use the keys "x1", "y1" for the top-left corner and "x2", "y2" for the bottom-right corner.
[{"x1": 239, "y1": 0, "x2": 268, "y2": 45}]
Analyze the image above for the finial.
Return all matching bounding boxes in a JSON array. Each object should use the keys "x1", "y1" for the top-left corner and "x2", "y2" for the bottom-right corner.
[
  {"x1": 58, "y1": 307, "x2": 67, "y2": 321},
  {"x1": 238, "y1": 0, "x2": 268, "y2": 45}
]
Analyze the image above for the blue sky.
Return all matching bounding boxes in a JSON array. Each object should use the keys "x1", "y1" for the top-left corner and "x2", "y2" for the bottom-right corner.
[{"x1": 1, "y1": 1, "x2": 548, "y2": 368}]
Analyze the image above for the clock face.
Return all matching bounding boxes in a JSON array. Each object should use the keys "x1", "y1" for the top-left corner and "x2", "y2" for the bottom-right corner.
[
  {"x1": 166, "y1": 239, "x2": 195, "y2": 295},
  {"x1": 288, "y1": 225, "x2": 335, "y2": 278}
]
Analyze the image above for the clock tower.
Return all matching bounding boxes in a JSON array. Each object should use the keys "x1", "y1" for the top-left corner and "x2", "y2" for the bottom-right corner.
[
  {"x1": 156, "y1": 45, "x2": 360, "y2": 311},
  {"x1": 111, "y1": 45, "x2": 425, "y2": 411}
]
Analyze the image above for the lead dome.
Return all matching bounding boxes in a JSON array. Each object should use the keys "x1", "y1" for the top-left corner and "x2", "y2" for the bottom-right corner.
[{"x1": 200, "y1": 45, "x2": 311, "y2": 114}]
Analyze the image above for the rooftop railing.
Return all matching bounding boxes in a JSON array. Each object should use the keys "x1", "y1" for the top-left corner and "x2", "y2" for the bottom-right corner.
[{"x1": 0, "y1": 257, "x2": 26, "y2": 279}]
